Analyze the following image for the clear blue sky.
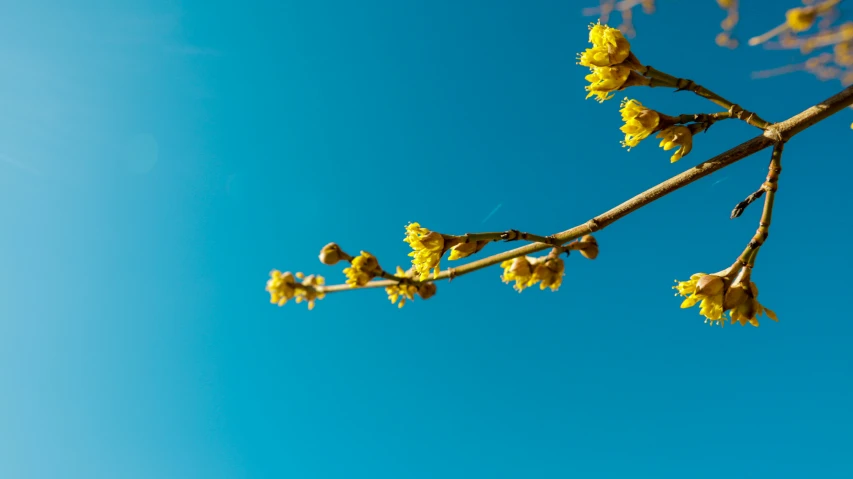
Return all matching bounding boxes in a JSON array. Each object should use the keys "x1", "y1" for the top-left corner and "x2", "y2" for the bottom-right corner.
[{"x1": 2, "y1": 1, "x2": 851, "y2": 477}]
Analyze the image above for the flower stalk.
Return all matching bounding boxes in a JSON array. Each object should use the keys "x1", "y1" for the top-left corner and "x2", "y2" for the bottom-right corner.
[
  {"x1": 641, "y1": 66, "x2": 772, "y2": 129},
  {"x1": 735, "y1": 142, "x2": 784, "y2": 266}
]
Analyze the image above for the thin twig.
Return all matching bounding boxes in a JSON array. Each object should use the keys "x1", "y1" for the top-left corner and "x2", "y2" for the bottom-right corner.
[
  {"x1": 730, "y1": 187, "x2": 766, "y2": 219},
  {"x1": 642, "y1": 67, "x2": 772, "y2": 129},
  {"x1": 737, "y1": 142, "x2": 784, "y2": 265}
]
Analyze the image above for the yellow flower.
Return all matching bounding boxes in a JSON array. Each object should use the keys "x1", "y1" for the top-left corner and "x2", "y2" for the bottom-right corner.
[
  {"x1": 674, "y1": 273, "x2": 726, "y2": 325},
  {"x1": 656, "y1": 126, "x2": 693, "y2": 163},
  {"x1": 728, "y1": 281, "x2": 778, "y2": 327},
  {"x1": 500, "y1": 256, "x2": 534, "y2": 292},
  {"x1": 786, "y1": 8, "x2": 816, "y2": 32},
  {"x1": 619, "y1": 98, "x2": 660, "y2": 148},
  {"x1": 578, "y1": 23, "x2": 632, "y2": 68},
  {"x1": 531, "y1": 255, "x2": 565, "y2": 291},
  {"x1": 588, "y1": 22, "x2": 625, "y2": 47},
  {"x1": 343, "y1": 251, "x2": 381, "y2": 287},
  {"x1": 404, "y1": 222, "x2": 445, "y2": 280},
  {"x1": 448, "y1": 240, "x2": 488, "y2": 261},
  {"x1": 385, "y1": 268, "x2": 417, "y2": 308},
  {"x1": 585, "y1": 65, "x2": 632, "y2": 102},
  {"x1": 266, "y1": 270, "x2": 297, "y2": 306},
  {"x1": 294, "y1": 273, "x2": 325, "y2": 310}
]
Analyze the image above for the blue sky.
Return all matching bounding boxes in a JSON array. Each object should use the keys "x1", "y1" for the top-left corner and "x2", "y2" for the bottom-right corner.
[{"x1": 1, "y1": 1, "x2": 851, "y2": 477}]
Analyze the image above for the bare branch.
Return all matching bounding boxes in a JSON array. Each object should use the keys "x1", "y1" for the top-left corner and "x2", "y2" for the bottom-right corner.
[{"x1": 318, "y1": 85, "x2": 853, "y2": 295}]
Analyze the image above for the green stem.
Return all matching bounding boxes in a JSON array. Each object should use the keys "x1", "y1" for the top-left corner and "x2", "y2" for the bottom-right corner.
[{"x1": 746, "y1": 246, "x2": 760, "y2": 268}]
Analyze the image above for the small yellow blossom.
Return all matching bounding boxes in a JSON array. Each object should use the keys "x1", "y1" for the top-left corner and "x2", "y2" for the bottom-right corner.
[
  {"x1": 656, "y1": 126, "x2": 693, "y2": 163},
  {"x1": 588, "y1": 22, "x2": 627, "y2": 49},
  {"x1": 449, "y1": 240, "x2": 488, "y2": 261},
  {"x1": 404, "y1": 222, "x2": 446, "y2": 280},
  {"x1": 674, "y1": 273, "x2": 726, "y2": 325},
  {"x1": 294, "y1": 274, "x2": 325, "y2": 310},
  {"x1": 500, "y1": 256, "x2": 534, "y2": 292},
  {"x1": 728, "y1": 281, "x2": 778, "y2": 327},
  {"x1": 343, "y1": 251, "x2": 381, "y2": 287},
  {"x1": 530, "y1": 255, "x2": 565, "y2": 291},
  {"x1": 786, "y1": 8, "x2": 817, "y2": 32},
  {"x1": 385, "y1": 267, "x2": 418, "y2": 309},
  {"x1": 386, "y1": 282, "x2": 418, "y2": 308},
  {"x1": 266, "y1": 270, "x2": 297, "y2": 306},
  {"x1": 585, "y1": 65, "x2": 632, "y2": 102},
  {"x1": 578, "y1": 23, "x2": 632, "y2": 68},
  {"x1": 619, "y1": 98, "x2": 660, "y2": 148}
]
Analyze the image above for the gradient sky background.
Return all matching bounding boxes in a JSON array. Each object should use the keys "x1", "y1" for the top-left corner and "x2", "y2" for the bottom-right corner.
[{"x1": 2, "y1": 1, "x2": 852, "y2": 478}]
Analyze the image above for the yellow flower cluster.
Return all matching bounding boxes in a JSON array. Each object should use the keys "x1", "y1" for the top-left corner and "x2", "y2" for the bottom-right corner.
[
  {"x1": 500, "y1": 254, "x2": 565, "y2": 292},
  {"x1": 674, "y1": 271, "x2": 777, "y2": 327},
  {"x1": 383, "y1": 267, "x2": 438, "y2": 308},
  {"x1": 266, "y1": 270, "x2": 326, "y2": 310},
  {"x1": 267, "y1": 270, "x2": 297, "y2": 306},
  {"x1": 579, "y1": 23, "x2": 646, "y2": 102},
  {"x1": 343, "y1": 251, "x2": 381, "y2": 287},
  {"x1": 674, "y1": 273, "x2": 726, "y2": 325},
  {"x1": 725, "y1": 280, "x2": 778, "y2": 327},
  {"x1": 533, "y1": 255, "x2": 565, "y2": 291},
  {"x1": 385, "y1": 267, "x2": 418, "y2": 308},
  {"x1": 404, "y1": 222, "x2": 446, "y2": 280},
  {"x1": 585, "y1": 66, "x2": 633, "y2": 102},
  {"x1": 501, "y1": 257, "x2": 534, "y2": 292},
  {"x1": 578, "y1": 23, "x2": 632, "y2": 68},
  {"x1": 656, "y1": 126, "x2": 693, "y2": 163},
  {"x1": 619, "y1": 98, "x2": 660, "y2": 148},
  {"x1": 294, "y1": 272, "x2": 325, "y2": 310}
]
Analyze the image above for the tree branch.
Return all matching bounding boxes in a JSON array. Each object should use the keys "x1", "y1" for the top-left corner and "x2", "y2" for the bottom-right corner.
[{"x1": 318, "y1": 85, "x2": 853, "y2": 294}]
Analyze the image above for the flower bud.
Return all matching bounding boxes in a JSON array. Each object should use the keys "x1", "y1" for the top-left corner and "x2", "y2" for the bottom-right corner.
[
  {"x1": 449, "y1": 240, "x2": 488, "y2": 261},
  {"x1": 723, "y1": 283, "x2": 749, "y2": 311},
  {"x1": 786, "y1": 8, "x2": 816, "y2": 32},
  {"x1": 695, "y1": 274, "x2": 724, "y2": 296},
  {"x1": 578, "y1": 235, "x2": 599, "y2": 260},
  {"x1": 319, "y1": 242, "x2": 343, "y2": 265},
  {"x1": 418, "y1": 282, "x2": 437, "y2": 300}
]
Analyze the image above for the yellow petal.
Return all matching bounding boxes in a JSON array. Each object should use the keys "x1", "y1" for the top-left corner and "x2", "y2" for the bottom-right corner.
[{"x1": 681, "y1": 296, "x2": 699, "y2": 308}]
